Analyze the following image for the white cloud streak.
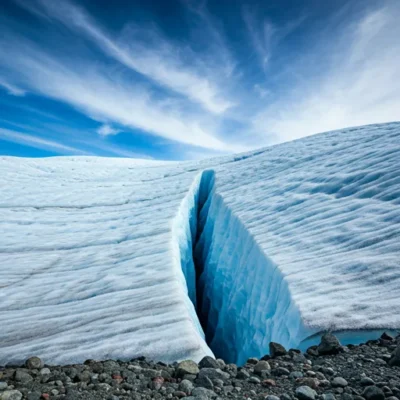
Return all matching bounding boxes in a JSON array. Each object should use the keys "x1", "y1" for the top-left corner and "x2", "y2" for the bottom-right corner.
[
  {"x1": 0, "y1": 78, "x2": 26, "y2": 96},
  {"x1": 17, "y1": 0, "x2": 233, "y2": 114},
  {"x1": 251, "y1": 1, "x2": 400, "y2": 143},
  {"x1": 243, "y1": 8, "x2": 306, "y2": 71},
  {"x1": 0, "y1": 34, "x2": 234, "y2": 151},
  {"x1": 97, "y1": 124, "x2": 120, "y2": 137},
  {"x1": 0, "y1": 127, "x2": 88, "y2": 154},
  {"x1": 2, "y1": 0, "x2": 400, "y2": 158}
]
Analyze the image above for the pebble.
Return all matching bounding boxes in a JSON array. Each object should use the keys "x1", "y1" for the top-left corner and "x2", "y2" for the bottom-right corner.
[
  {"x1": 332, "y1": 377, "x2": 348, "y2": 387},
  {"x1": 198, "y1": 368, "x2": 229, "y2": 381},
  {"x1": 254, "y1": 361, "x2": 271, "y2": 374},
  {"x1": 14, "y1": 370, "x2": 32, "y2": 384},
  {"x1": 360, "y1": 377, "x2": 375, "y2": 386},
  {"x1": 317, "y1": 333, "x2": 342, "y2": 355},
  {"x1": 270, "y1": 342, "x2": 288, "y2": 358},
  {"x1": 237, "y1": 369, "x2": 250, "y2": 379},
  {"x1": 322, "y1": 394, "x2": 336, "y2": 400},
  {"x1": 0, "y1": 334, "x2": 399, "y2": 400},
  {"x1": 362, "y1": 386, "x2": 385, "y2": 400},
  {"x1": 296, "y1": 385, "x2": 317, "y2": 400},
  {"x1": 176, "y1": 360, "x2": 199, "y2": 377},
  {"x1": 25, "y1": 357, "x2": 43, "y2": 370},
  {"x1": 179, "y1": 379, "x2": 194, "y2": 394},
  {"x1": 199, "y1": 356, "x2": 220, "y2": 369},
  {"x1": 191, "y1": 386, "x2": 217, "y2": 398},
  {"x1": 0, "y1": 391, "x2": 22, "y2": 400}
]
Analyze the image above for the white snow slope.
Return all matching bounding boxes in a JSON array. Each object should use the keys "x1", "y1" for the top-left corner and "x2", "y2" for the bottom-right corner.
[{"x1": 1, "y1": 122, "x2": 400, "y2": 366}]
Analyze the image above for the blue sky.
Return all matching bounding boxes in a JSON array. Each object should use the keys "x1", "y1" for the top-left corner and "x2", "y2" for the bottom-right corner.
[{"x1": 0, "y1": 0, "x2": 399, "y2": 160}]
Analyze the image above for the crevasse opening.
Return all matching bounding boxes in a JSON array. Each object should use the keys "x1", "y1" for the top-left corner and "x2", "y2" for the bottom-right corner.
[{"x1": 172, "y1": 169, "x2": 314, "y2": 365}]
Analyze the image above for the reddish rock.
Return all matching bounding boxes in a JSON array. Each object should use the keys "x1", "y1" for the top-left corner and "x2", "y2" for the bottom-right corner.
[
  {"x1": 263, "y1": 379, "x2": 277, "y2": 386},
  {"x1": 112, "y1": 374, "x2": 123, "y2": 383},
  {"x1": 150, "y1": 376, "x2": 164, "y2": 390}
]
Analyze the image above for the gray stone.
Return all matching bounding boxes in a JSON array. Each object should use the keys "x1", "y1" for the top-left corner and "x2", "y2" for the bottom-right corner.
[
  {"x1": 179, "y1": 379, "x2": 194, "y2": 394},
  {"x1": 199, "y1": 357, "x2": 219, "y2": 369},
  {"x1": 0, "y1": 383, "x2": 7, "y2": 391},
  {"x1": 248, "y1": 376, "x2": 261, "y2": 384},
  {"x1": 192, "y1": 387, "x2": 217, "y2": 399},
  {"x1": 269, "y1": 342, "x2": 287, "y2": 358},
  {"x1": 296, "y1": 386, "x2": 317, "y2": 400},
  {"x1": 25, "y1": 357, "x2": 43, "y2": 370},
  {"x1": 236, "y1": 369, "x2": 250, "y2": 380},
  {"x1": 362, "y1": 386, "x2": 385, "y2": 400},
  {"x1": 39, "y1": 368, "x2": 51, "y2": 376},
  {"x1": 195, "y1": 376, "x2": 214, "y2": 389},
  {"x1": 360, "y1": 378, "x2": 375, "y2": 386},
  {"x1": 318, "y1": 333, "x2": 342, "y2": 355},
  {"x1": 290, "y1": 371, "x2": 304, "y2": 379},
  {"x1": 198, "y1": 368, "x2": 229, "y2": 381},
  {"x1": 212, "y1": 379, "x2": 224, "y2": 388},
  {"x1": 142, "y1": 368, "x2": 162, "y2": 378},
  {"x1": 293, "y1": 353, "x2": 308, "y2": 363},
  {"x1": 77, "y1": 370, "x2": 91, "y2": 382},
  {"x1": 342, "y1": 394, "x2": 353, "y2": 400},
  {"x1": 254, "y1": 360, "x2": 271, "y2": 375},
  {"x1": 322, "y1": 394, "x2": 336, "y2": 400},
  {"x1": 176, "y1": 360, "x2": 199, "y2": 378},
  {"x1": 173, "y1": 391, "x2": 187, "y2": 398},
  {"x1": 267, "y1": 396, "x2": 281, "y2": 400},
  {"x1": 225, "y1": 363, "x2": 237, "y2": 377},
  {"x1": 332, "y1": 377, "x2": 348, "y2": 388},
  {"x1": 381, "y1": 332, "x2": 394, "y2": 341},
  {"x1": 274, "y1": 367, "x2": 290, "y2": 376},
  {"x1": 14, "y1": 370, "x2": 33, "y2": 384},
  {"x1": 26, "y1": 392, "x2": 41, "y2": 400},
  {"x1": 0, "y1": 391, "x2": 23, "y2": 400},
  {"x1": 223, "y1": 385, "x2": 234, "y2": 394},
  {"x1": 389, "y1": 344, "x2": 400, "y2": 366}
]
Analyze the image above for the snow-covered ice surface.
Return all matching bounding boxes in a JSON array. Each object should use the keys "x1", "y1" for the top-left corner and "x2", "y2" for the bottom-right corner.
[{"x1": 1, "y1": 122, "x2": 400, "y2": 366}]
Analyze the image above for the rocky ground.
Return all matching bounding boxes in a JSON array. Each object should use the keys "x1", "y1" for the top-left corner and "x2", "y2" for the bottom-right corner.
[{"x1": 1, "y1": 332, "x2": 400, "y2": 400}]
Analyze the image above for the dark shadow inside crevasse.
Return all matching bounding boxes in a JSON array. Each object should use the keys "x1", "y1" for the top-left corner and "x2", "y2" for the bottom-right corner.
[{"x1": 191, "y1": 170, "x2": 216, "y2": 347}]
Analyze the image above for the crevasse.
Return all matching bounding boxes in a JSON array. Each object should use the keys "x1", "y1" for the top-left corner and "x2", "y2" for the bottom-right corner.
[{"x1": 172, "y1": 169, "x2": 313, "y2": 365}]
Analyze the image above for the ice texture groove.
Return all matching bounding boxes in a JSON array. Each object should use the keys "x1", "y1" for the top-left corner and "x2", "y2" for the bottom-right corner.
[{"x1": 1, "y1": 122, "x2": 400, "y2": 365}]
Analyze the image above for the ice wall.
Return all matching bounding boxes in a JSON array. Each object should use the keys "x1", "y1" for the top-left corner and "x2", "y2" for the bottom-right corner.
[{"x1": 173, "y1": 169, "x2": 315, "y2": 365}]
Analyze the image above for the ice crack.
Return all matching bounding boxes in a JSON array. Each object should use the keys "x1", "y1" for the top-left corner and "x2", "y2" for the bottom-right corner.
[{"x1": 172, "y1": 170, "x2": 310, "y2": 365}]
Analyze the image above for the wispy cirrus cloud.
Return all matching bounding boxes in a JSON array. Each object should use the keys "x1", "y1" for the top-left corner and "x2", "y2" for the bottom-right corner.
[
  {"x1": 0, "y1": 127, "x2": 89, "y2": 154},
  {"x1": 16, "y1": 0, "x2": 234, "y2": 115},
  {"x1": 250, "y1": 1, "x2": 400, "y2": 143},
  {"x1": 0, "y1": 32, "x2": 234, "y2": 151},
  {"x1": 0, "y1": 78, "x2": 26, "y2": 96},
  {"x1": 1, "y1": 0, "x2": 400, "y2": 160},
  {"x1": 243, "y1": 7, "x2": 306, "y2": 71}
]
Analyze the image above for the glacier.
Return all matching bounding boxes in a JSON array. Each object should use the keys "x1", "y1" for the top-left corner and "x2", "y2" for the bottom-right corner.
[{"x1": 1, "y1": 122, "x2": 400, "y2": 366}]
